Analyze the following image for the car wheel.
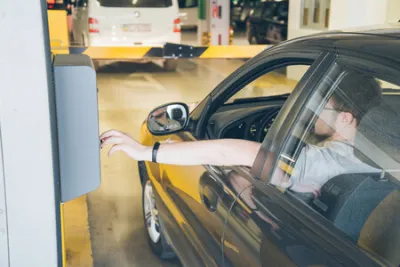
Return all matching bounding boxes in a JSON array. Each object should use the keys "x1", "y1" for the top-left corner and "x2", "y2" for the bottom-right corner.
[
  {"x1": 163, "y1": 59, "x2": 178, "y2": 72},
  {"x1": 92, "y1": 60, "x2": 100, "y2": 70},
  {"x1": 249, "y1": 35, "x2": 258, "y2": 45},
  {"x1": 141, "y1": 169, "x2": 176, "y2": 260},
  {"x1": 266, "y1": 24, "x2": 283, "y2": 44}
]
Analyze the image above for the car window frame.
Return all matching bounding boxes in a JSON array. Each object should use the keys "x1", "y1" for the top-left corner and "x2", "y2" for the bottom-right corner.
[
  {"x1": 250, "y1": 51, "x2": 336, "y2": 179},
  {"x1": 194, "y1": 48, "x2": 323, "y2": 139},
  {"x1": 256, "y1": 52, "x2": 400, "y2": 267},
  {"x1": 193, "y1": 49, "x2": 333, "y2": 181}
]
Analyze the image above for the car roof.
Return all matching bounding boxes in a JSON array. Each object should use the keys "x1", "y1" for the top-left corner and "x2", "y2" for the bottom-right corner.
[{"x1": 276, "y1": 24, "x2": 400, "y2": 63}]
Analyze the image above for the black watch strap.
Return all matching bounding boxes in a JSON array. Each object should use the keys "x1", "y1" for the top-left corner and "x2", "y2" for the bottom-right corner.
[{"x1": 152, "y1": 142, "x2": 161, "y2": 163}]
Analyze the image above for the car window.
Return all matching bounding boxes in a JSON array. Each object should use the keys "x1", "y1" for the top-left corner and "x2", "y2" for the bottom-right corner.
[
  {"x1": 269, "y1": 61, "x2": 400, "y2": 266},
  {"x1": 179, "y1": 0, "x2": 197, "y2": 8},
  {"x1": 276, "y1": 2, "x2": 288, "y2": 18},
  {"x1": 98, "y1": 0, "x2": 173, "y2": 8},
  {"x1": 225, "y1": 65, "x2": 310, "y2": 104},
  {"x1": 262, "y1": 2, "x2": 277, "y2": 18},
  {"x1": 251, "y1": 3, "x2": 264, "y2": 17}
]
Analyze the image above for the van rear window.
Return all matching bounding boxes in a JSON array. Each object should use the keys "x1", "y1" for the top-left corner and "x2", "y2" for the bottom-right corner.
[{"x1": 98, "y1": 0, "x2": 172, "y2": 8}]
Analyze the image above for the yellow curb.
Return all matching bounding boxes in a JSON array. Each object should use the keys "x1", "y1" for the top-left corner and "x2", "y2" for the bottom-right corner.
[{"x1": 62, "y1": 195, "x2": 93, "y2": 267}]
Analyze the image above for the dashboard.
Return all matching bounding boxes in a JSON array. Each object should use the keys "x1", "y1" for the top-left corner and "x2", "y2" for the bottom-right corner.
[{"x1": 206, "y1": 100, "x2": 285, "y2": 142}]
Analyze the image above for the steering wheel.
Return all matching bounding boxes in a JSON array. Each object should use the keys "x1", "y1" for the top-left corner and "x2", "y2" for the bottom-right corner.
[{"x1": 256, "y1": 110, "x2": 280, "y2": 142}]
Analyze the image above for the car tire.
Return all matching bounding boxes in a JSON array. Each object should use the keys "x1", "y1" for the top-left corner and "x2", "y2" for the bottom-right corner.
[
  {"x1": 247, "y1": 27, "x2": 258, "y2": 45},
  {"x1": 249, "y1": 35, "x2": 258, "y2": 45},
  {"x1": 163, "y1": 59, "x2": 178, "y2": 72},
  {"x1": 140, "y1": 164, "x2": 176, "y2": 260},
  {"x1": 92, "y1": 60, "x2": 100, "y2": 70}
]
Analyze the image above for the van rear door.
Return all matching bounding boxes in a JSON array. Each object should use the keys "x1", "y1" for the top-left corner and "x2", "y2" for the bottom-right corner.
[{"x1": 88, "y1": 0, "x2": 180, "y2": 46}]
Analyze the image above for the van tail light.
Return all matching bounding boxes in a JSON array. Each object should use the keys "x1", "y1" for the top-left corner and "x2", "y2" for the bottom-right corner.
[
  {"x1": 173, "y1": 18, "x2": 181, "y2": 33},
  {"x1": 89, "y1": 17, "x2": 100, "y2": 33}
]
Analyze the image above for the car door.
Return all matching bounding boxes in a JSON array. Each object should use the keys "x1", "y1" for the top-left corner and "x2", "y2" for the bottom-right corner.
[
  {"x1": 151, "y1": 51, "x2": 318, "y2": 266},
  {"x1": 158, "y1": 132, "x2": 239, "y2": 267},
  {"x1": 222, "y1": 53, "x2": 400, "y2": 266},
  {"x1": 156, "y1": 48, "x2": 324, "y2": 266}
]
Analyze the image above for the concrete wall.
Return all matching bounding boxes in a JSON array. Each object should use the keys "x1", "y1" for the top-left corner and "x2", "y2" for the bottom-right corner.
[
  {"x1": 287, "y1": 0, "x2": 396, "y2": 80},
  {"x1": 386, "y1": 0, "x2": 400, "y2": 23}
]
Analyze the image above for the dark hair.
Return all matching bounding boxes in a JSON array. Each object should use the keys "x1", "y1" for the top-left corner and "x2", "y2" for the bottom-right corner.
[{"x1": 331, "y1": 71, "x2": 382, "y2": 124}]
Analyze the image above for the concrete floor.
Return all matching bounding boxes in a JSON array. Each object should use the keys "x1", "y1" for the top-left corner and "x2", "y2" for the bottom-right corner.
[{"x1": 78, "y1": 59, "x2": 246, "y2": 267}]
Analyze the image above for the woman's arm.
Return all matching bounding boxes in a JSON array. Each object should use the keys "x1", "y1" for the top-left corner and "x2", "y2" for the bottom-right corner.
[{"x1": 100, "y1": 130, "x2": 261, "y2": 167}]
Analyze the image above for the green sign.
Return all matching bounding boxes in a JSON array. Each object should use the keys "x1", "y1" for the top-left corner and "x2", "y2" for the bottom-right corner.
[{"x1": 198, "y1": 0, "x2": 206, "y2": 20}]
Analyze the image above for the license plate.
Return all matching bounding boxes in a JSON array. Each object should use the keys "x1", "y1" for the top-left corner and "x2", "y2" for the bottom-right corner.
[{"x1": 122, "y1": 24, "x2": 151, "y2": 32}]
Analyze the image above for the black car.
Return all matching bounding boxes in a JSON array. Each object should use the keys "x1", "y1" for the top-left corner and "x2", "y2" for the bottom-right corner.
[
  {"x1": 138, "y1": 28, "x2": 400, "y2": 267},
  {"x1": 231, "y1": 0, "x2": 258, "y2": 29},
  {"x1": 246, "y1": 0, "x2": 288, "y2": 44}
]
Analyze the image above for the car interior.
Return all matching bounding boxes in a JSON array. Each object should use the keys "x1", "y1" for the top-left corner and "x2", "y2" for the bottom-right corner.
[
  {"x1": 290, "y1": 90, "x2": 400, "y2": 266},
  {"x1": 310, "y1": 97, "x2": 400, "y2": 265},
  {"x1": 205, "y1": 75, "x2": 400, "y2": 265},
  {"x1": 206, "y1": 96, "x2": 287, "y2": 142}
]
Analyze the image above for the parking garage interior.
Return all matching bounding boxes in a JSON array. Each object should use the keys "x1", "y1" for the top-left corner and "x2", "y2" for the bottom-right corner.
[{"x1": 1, "y1": 0, "x2": 400, "y2": 267}]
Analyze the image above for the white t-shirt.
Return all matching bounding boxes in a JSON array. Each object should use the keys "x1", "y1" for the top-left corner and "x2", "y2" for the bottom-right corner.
[{"x1": 290, "y1": 141, "x2": 379, "y2": 190}]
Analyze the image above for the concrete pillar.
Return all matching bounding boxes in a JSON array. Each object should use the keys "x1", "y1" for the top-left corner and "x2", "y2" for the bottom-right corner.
[
  {"x1": 197, "y1": 0, "x2": 211, "y2": 45},
  {"x1": 289, "y1": 0, "x2": 391, "y2": 40},
  {"x1": 330, "y1": 0, "x2": 388, "y2": 29},
  {"x1": 386, "y1": 0, "x2": 400, "y2": 23},
  {"x1": 0, "y1": 0, "x2": 62, "y2": 266}
]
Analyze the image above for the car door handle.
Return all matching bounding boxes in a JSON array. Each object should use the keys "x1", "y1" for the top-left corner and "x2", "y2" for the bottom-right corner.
[{"x1": 202, "y1": 185, "x2": 219, "y2": 212}]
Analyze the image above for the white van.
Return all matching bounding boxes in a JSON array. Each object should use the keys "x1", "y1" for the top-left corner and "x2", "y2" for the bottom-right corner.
[{"x1": 72, "y1": 0, "x2": 181, "y2": 70}]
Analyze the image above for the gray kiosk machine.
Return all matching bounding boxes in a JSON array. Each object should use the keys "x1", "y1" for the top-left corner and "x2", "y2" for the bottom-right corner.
[{"x1": 52, "y1": 54, "x2": 101, "y2": 203}]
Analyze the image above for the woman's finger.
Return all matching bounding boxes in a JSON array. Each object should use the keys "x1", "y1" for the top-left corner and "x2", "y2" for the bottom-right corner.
[
  {"x1": 101, "y1": 136, "x2": 124, "y2": 148},
  {"x1": 100, "y1": 129, "x2": 123, "y2": 140}
]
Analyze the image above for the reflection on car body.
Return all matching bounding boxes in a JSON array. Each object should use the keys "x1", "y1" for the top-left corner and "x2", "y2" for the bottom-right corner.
[{"x1": 138, "y1": 27, "x2": 400, "y2": 267}]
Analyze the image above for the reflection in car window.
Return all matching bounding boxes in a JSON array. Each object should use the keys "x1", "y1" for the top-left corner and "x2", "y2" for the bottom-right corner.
[
  {"x1": 270, "y1": 62, "x2": 400, "y2": 266},
  {"x1": 225, "y1": 65, "x2": 310, "y2": 103}
]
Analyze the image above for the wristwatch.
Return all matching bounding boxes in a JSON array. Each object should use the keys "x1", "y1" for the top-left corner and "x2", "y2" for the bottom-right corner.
[{"x1": 152, "y1": 142, "x2": 161, "y2": 163}]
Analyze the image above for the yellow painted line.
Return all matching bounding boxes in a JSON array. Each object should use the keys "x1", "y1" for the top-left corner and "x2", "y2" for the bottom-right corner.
[
  {"x1": 60, "y1": 203, "x2": 67, "y2": 267},
  {"x1": 62, "y1": 195, "x2": 93, "y2": 267},
  {"x1": 81, "y1": 46, "x2": 153, "y2": 60},
  {"x1": 52, "y1": 45, "x2": 270, "y2": 59},
  {"x1": 47, "y1": 10, "x2": 69, "y2": 49},
  {"x1": 51, "y1": 48, "x2": 70, "y2": 55},
  {"x1": 199, "y1": 45, "x2": 268, "y2": 58}
]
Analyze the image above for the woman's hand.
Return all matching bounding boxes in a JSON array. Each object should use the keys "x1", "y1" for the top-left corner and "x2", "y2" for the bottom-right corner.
[{"x1": 100, "y1": 130, "x2": 152, "y2": 161}]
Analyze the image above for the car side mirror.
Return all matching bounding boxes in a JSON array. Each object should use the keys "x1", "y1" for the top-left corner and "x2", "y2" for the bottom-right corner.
[{"x1": 147, "y1": 103, "x2": 189, "y2": 135}]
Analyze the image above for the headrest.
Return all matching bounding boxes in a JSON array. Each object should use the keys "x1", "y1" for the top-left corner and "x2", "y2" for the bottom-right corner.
[{"x1": 355, "y1": 105, "x2": 400, "y2": 168}]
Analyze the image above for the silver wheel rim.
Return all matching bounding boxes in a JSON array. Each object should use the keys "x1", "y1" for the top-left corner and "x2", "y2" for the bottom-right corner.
[{"x1": 144, "y1": 180, "x2": 161, "y2": 243}]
